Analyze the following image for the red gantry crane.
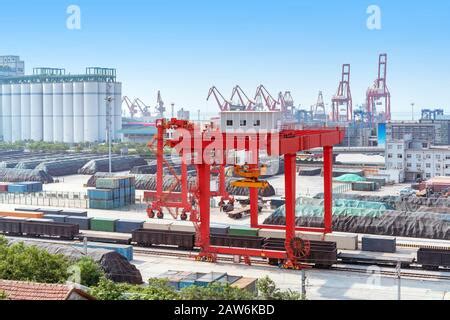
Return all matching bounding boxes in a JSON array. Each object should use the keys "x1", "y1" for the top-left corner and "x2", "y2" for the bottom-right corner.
[
  {"x1": 158, "y1": 118, "x2": 345, "y2": 269},
  {"x1": 366, "y1": 53, "x2": 391, "y2": 124},
  {"x1": 331, "y1": 64, "x2": 353, "y2": 122}
]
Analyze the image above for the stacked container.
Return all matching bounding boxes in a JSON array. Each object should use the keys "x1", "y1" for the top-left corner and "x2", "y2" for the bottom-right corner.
[
  {"x1": 7, "y1": 182, "x2": 43, "y2": 193},
  {"x1": 88, "y1": 176, "x2": 136, "y2": 210}
]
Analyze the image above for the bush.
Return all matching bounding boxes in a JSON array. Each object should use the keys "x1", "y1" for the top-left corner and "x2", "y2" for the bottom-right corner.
[
  {"x1": 180, "y1": 282, "x2": 255, "y2": 300},
  {"x1": 0, "y1": 238, "x2": 71, "y2": 284},
  {"x1": 257, "y1": 276, "x2": 303, "y2": 300},
  {"x1": 0, "y1": 290, "x2": 7, "y2": 300},
  {"x1": 72, "y1": 257, "x2": 104, "y2": 287}
]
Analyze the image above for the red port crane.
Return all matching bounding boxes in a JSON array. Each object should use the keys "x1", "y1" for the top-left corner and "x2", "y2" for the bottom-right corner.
[
  {"x1": 254, "y1": 85, "x2": 280, "y2": 111},
  {"x1": 230, "y1": 85, "x2": 255, "y2": 110},
  {"x1": 331, "y1": 64, "x2": 353, "y2": 122},
  {"x1": 366, "y1": 53, "x2": 391, "y2": 124},
  {"x1": 207, "y1": 86, "x2": 231, "y2": 111}
]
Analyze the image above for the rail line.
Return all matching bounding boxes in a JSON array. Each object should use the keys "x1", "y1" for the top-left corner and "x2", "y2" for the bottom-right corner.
[{"x1": 133, "y1": 247, "x2": 450, "y2": 281}]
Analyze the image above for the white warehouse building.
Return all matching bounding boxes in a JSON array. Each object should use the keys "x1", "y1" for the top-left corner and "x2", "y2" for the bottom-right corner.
[{"x1": 0, "y1": 67, "x2": 122, "y2": 143}]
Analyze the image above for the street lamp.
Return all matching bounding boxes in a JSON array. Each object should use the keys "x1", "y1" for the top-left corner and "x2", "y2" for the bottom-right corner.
[{"x1": 105, "y1": 92, "x2": 114, "y2": 174}]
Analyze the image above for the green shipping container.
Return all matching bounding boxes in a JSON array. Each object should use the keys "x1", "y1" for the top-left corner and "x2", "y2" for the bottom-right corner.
[
  {"x1": 228, "y1": 227, "x2": 259, "y2": 237},
  {"x1": 96, "y1": 178, "x2": 120, "y2": 189},
  {"x1": 90, "y1": 218, "x2": 118, "y2": 232}
]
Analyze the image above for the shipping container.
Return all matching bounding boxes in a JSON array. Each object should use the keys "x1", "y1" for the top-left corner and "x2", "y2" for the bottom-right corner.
[
  {"x1": 72, "y1": 242, "x2": 134, "y2": 261},
  {"x1": 143, "y1": 220, "x2": 173, "y2": 231},
  {"x1": 0, "y1": 210, "x2": 44, "y2": 219},
  {"x1": 38, "y1": 208, "x2": 62, "y2": 215},
  {"x1": 14, "y1": 207, "x2": 41, "y2": 212},
  {"x1": 231, "y1": 277, "x2": 257, "y2": 293},
  {"x1": 95, "y1": 178, "x2": 120, "y2": 189},
  {"x1": 0, "y1": 183, "x2": 9, "y2": 192},
  {"x1": 90, "y1": 217, "x2": 118, "y2": 232},
  {"x1": 194, "y1": 272, "x2": 227, "y2": 287},
  {"x1": 89, "y1": 199, "x2": 114, "y2": 210},
  {"x1": 115, "y1": 219, "x2": 145, "y2": 233},
  {"x1": 210, "y1": 223, "x2": 229, "y2": 235},
  {"x1": 228, "y1": 226, "x2": 259, "y2": 237},
  {"x1": 362, "y1": 235, "x2": 396, "y2": 253},
  {"x1": 43, "y1": 214, "x2": 68, "y2": 223},
  {"x1": 61, "y1": 209, "x2": 88, "y2": 217},
  {"x1": 88, "y1": 189, "x2": 114, "y2": 200},
  {"x1": 169, "y1": 221, "x2": 196, "y2": 233}
]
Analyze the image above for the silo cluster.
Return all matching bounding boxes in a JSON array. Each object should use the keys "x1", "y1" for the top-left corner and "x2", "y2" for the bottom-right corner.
[{"x1": 0, "y1": 77, "x2": 122, "y2": 143}]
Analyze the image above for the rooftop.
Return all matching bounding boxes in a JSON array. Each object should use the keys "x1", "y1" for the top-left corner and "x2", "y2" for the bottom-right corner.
[{"x1": 0, "y1": 280, "x2": 94, "y2": 300}]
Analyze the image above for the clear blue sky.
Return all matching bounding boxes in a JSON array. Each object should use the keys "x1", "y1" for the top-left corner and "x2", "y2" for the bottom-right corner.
[{"x1": 1, "y1": 0, "x2": 450, "y2": 119}]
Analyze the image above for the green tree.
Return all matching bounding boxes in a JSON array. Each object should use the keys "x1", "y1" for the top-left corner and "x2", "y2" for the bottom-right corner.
[
  {"x1": 0, "y1": 237, "x2": 70, "y2": 284},
  {"x1": 0, "y1": 290, "x2": 7, "y2": 300},
  {"x1": 257, "y1": 276, "x2": 303, "y2": 300},
  {"x1": 180, "y1": 283, "x2": 255, "y2": 300},
  {"x1": 73, "y1": 257, "x2": 104, "y2": 287},
  {"x1": 89, "y1": 278, "x2": 128, "y2": 300}
]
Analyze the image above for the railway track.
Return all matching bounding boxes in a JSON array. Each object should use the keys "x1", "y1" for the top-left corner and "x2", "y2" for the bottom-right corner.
[{"x1": 133, "y1": 247, "x2": 450, "y2": 281}]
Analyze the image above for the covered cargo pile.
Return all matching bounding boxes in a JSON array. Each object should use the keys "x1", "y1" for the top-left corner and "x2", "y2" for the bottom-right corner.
[
  {"x1": 87, "y1": 173, "x2": 276, "y2": 197},
  {"x1": 6, "y1": 238, "x2": 142, "y2": 284},
  {"x1": 334, "y1": 174, "x2": 366, "y2": 182},
  {"x1": 130, "y1": 164, "x2": 157, "y2": 174},
  {"x1": 78, "y1": 156, "x2": 147, "y2": 175},
  {"x1": 264, "y1": 196, "x2": 450, "y2": 240},
  {"x1": 88, "y1": 177, "x2": 136, "y2": 209},
  {"x1": 0, "y1": 168, "x2": 54, "y2": 183},
  {"x1": 35, "y1": 158, "x2": 94, "y2": 176}
]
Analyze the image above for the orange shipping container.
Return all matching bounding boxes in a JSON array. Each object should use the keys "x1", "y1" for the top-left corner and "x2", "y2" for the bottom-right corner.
[{"x1": 0, "y1": 211, "x2": 44, "y2": 219}]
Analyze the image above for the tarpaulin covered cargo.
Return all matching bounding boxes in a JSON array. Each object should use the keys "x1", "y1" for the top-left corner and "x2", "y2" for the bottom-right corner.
[
  {"x1": 0, "y1": 168, "x2": 53, "y2": 183},
  {"x1": 78, "y1": 156, "x2": 147, "y2": 175}
]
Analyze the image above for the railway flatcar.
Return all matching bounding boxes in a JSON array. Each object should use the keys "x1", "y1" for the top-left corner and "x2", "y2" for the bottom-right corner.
[{"x1": 417, "y1": 248, "x2": 450, "y2": 270}]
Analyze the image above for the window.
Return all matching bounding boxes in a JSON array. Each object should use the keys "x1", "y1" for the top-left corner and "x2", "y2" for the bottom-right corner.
[
  {"x1": 226, "y1": 120, "x2": 233, "y2": 126},
  {"x1": 436, "y1": 155, "x2": 441, "y2": 160},
  {"x1": 398, "y1": 163, "x2": 403, "y2": 169},
  {"x1": 253, "y1": 120, "x2": 261, "y2": 126},
  {"x1": 417, "y1": 164, "x2": 422, "y2": 169},
  {"x1": 426, "y1": 163, "x2": 431, "y2": 168},
  {"x1": 388, "y1": 145, "x2": 393, "y2": 150},
  {"x1": 239, "y1": 120, "x2": 247, "y2": 126},
  {"x1": 397, "y1": 154, "x2": 403, "y2": 159},
  {"x1": 436, "y1": 164, "x2": 441, "y2": 170},
  {"x1": 416, "y1": 154, "x2": 421, "y2": 160},
  {"x1": 426, "y1": 173, "x2": 431, "y2": 178},
  {"x1": 407, "y1": 163, "x2": 412, "y2": 168},
  {"x1": 426, "y1": 154, "x2": 431, "y2": 159},
  {"x1": 387, "y1": 154, "x2": 393, "y2": 159},
  {"x1": 446, "y1": 155, "x2": 450, "y2": 160},
  {"x1": 397, "y1": 144, "x2": 403, "y2": 150},
  {"x1": 407, "y1": 154, "x2": 412, "y2": 159}
]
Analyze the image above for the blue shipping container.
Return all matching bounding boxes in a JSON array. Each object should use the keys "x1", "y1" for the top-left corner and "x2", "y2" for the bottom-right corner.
[
  {"x1": 89, "y1": 200, "x2": 114, "y2": 210},
  {"x1": 88, "y1": 189, "x2": 114, "y2": 200},
  {"x1": 72, "y1": 243, "x2": 133, "y2": 261},
  {"x1": 115, "y1": 219, "x2": 145, "y2": 233},
  {"x1": 8, "y1": 184, "x2": 28, "y2": 193},
  {"x1": 61, "y1": 209, "x2": 88, "y2": 217},
  {"x1": 43, "y1": 214, "x2": 68, "y2": 223},
  {"x1": 66, "y1": 216, "x2": 92, "y2": 230}
]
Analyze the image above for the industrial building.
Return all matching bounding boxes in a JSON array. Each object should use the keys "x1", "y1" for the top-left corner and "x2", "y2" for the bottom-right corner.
[
  {"x1": 385, "y1": 121, "x2": 436, "y2": 144},
  {"x1": 0, "y1": 55, "x2": 25, "y2": 78},
  {"x1": 420, "y1": 109, "x2": 450, "y2": 145},
  {"x1": 385, "y1": 137, "x2": 450, "y2": 181},
  {"x1": 0, "y1": 67, "x2": 122, "y2": 143}
]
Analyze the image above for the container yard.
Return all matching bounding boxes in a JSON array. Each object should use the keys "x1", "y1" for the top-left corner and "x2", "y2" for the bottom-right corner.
[{"x1": 0, "y1": 1, "x2": 449, "y2": 309}]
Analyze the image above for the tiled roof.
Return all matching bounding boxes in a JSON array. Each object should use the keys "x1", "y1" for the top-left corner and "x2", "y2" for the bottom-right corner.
[{"x1": 0, "y1": 280, "x2": 93, "y2": 300}]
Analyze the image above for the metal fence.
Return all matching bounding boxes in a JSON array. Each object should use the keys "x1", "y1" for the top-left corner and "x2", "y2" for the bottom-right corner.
[
  {"x1": 0, "y1": 191, "x2": 89, "y2": 208},
  {"x1": 333, "y1": 183, "x2": 352, "y2": 195}
]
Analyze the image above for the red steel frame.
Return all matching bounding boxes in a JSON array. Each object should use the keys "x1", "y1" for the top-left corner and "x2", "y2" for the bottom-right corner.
[{"x1": 162, "y1": 119, "x2": 345, "y2": 268}]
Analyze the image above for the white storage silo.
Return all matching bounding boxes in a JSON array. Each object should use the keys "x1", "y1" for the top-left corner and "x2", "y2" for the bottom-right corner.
[
  {"x1": 62, "y1": 82, "x2": 74, "y2": 143},
  {"x1": 83, "y1": 82, "x2": 99, "y2": 142},
  {"x1": 52, "y1": 83, "x2": 64, "y2": 142},
  {"x1": 1, "y1": 84, "x2": 12, "y2": 142},
  {"x1": 30, "y1": 83, "x2": 43, "y2": 141},
  {"x1": 73, "y1": 82, "x2": 84, "y2": 142},
  {"x1": 20, "y1": 83, "x2": 31, "y2": 141},
  {"x1": 114, "y1": 82, "x2": 122, "y2": 140},
  {"x1": 97, "y1": 82, "x2": 107, "y2": 142},
  {"x1": 42, "y1": 82, "x2": 54, "y2": 142},
  {"x1": 11, "y1": 84, "x2": 22, "y2": 142}
]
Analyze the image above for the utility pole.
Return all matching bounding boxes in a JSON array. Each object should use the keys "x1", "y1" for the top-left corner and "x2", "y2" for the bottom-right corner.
[
  {"x1": 301, "y1": 269, "x2": 307, "y2": 299},
  {"x1": 105, "y1": 86, "x2": 114, "y2": 174},
  {"x1": 396, "y1": 261, "x2": 401, "y2": 300}
]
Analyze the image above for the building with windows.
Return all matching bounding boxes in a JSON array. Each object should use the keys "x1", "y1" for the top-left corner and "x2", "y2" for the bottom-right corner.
[
  {"x1": 0, "y1": 55, "x2": 25, "y2": 77},
  {"x1": 385, "y1": 136, "x2": 450, "y2": 182},
  {"x1": 385, "y1": 121, "x2": 436, "y2": 144},
  {"x1": 220, "y1": 111, "x2": 283, "y2": 133}
]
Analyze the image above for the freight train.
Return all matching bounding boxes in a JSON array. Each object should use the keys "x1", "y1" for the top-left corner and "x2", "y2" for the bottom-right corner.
[{"x1": 0, "y1": 216, "x2": 449, "y2": 271}]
